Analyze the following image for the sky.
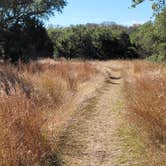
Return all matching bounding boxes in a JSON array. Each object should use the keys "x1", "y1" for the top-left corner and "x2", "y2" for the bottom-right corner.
[{"x1": 46, "y1": 0, "x2": 154, "y2": 27}]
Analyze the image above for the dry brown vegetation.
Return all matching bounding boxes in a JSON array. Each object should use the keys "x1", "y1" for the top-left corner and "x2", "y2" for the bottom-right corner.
[
  {"x1": 0, "y1": 59, "x2": 98, "y2": 165},
  {"x1": 124, "y1": 60, "x2": 166, "y2": 165},
  {"x1": 1, "y1": 58, "x2": 166, "y2": 165}
]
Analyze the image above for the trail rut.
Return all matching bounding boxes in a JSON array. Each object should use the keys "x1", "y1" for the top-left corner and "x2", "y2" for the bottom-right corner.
[{"x1": 58, "y1": 65, "x2": 126, "y2": 166}]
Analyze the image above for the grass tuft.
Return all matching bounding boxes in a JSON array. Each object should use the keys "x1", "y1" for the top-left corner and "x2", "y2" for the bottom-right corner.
[{"x1": 124, "y1": 60, "x2": 166, "y2": 165}]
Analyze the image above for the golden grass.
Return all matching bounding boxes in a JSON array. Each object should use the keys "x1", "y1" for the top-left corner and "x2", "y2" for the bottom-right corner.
[
  {"x1": 0, "y1": 69, "x2": 31, "y2": 97},
  {"x1": 3, "y1": 58, "x2": 166, "y2": 165},
  {"x1": 0, "y1": 96, "x2": 44, "y2": 165},
  {"x1": 124, "y1": 60, "x2": 166, "y2": 165},
  {"x1": 0, "y1": 59, "x2": 98, "y2": 165}
]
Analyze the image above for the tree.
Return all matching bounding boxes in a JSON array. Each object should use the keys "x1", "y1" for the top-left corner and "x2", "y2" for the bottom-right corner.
[
  {"x1": 0, "y1": 0, "x2": 66, "y2": 62},
  {"x1": 3, "y1": 17, "x2": 54, "y2": 62},
  {"x1": 130, "y1": 21, "x2": 158, "y2": 57},
  {"x1": 0, "y1": 0, "x2": 67, "y2": 28},
  {"x1": 132, "y1": 0, "x2": 166, "y2": 13},
  {"x1": 155, "y1": 8, "x2": 166, "y2": 41},
  {"x1": 129, "y1": 8, "x2": 166, "y2": 61},
  {"x1": 154, "y1": 9, "x2": 166, "y2": 59}
]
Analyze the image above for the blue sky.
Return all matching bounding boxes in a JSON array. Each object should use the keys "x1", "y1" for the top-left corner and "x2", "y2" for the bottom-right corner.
[{"x1": 46, "y1": 0, "x2": 154, "y2": 27}]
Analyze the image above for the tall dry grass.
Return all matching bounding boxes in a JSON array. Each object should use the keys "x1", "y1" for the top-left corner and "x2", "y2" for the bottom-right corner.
[
  {"x1": 124, "y1": 60, "x2": 166, "y2": 165},
  {"x1": 0, "y1": 59, "x2": 98, "y2": 165},
  {"x1": 0, "y1": 95, "x2": 51, "y2": 165}
]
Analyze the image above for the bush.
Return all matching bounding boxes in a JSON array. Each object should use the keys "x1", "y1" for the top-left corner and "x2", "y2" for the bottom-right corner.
[{"x1": 157, "y1": 42, "x2": 166, "y2": 59}]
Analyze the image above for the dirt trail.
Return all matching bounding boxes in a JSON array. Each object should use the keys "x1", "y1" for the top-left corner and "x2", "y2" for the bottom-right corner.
[{"x1": 58, "y1": 63, "x2": 127, "y2": 166}]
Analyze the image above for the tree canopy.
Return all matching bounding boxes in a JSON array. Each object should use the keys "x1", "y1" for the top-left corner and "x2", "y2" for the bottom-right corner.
[
  {"x1": 0, "y1": 0, "x2": 67, "y2": 28},
  {"x1": 0, "y1": 0, "x2": 67, "y2": 62},
  {"x1": 130, "y1": 8, "x2": 166, "y2": 61}
]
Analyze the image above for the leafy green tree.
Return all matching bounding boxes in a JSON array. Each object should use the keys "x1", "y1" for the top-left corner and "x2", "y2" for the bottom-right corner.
[
  {"x1": 0, "y1": 0, "x2": 66, "y2": 62},
  {"x1": 0, "y1": 0, "x2": 67, "y2": 28},
  {"x1": 155, "y1": 8, "x2": 166, "y2": 41},
  {"x1": 154, "y1": 9, "x2": 166, "y2": 59},
  {"x1": 130, "y1": 21, "x2": 158, "y2": 57},
  {"x1": 130, "y1": 8, "x2": 166, "y2": 61}
]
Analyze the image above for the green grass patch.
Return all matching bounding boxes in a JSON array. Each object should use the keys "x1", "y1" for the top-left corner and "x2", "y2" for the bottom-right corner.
[{"x1": 117, "y1": 124, "x2": 147, "y2": 165}]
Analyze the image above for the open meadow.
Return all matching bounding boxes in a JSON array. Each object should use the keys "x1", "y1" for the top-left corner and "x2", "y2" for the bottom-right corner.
[
  {"x1": 0, "y1": 0, "x2": 166, "y2": 165},
  {"x1": 0, "y1": 59, "x2": 165, "y2": 165}
]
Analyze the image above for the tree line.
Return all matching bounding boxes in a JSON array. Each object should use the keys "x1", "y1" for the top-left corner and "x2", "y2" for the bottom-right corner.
[
  {"x1": 0, "y1": 0, "x2": 165, "y2": 62},
  {"x1": 47, "y1": 24, "x2": 139, "y2": 60},
  {"x1": 47, "y1": 5, "x2": 166, "y2": 61}
]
